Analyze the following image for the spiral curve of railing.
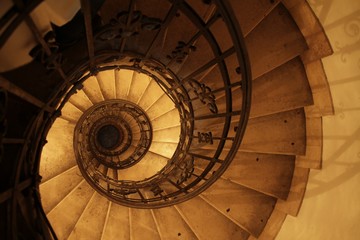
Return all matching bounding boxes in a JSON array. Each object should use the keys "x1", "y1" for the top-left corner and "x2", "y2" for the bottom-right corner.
[{"x1": 0, "y1": 0, "x2": 252, "y2": 238}]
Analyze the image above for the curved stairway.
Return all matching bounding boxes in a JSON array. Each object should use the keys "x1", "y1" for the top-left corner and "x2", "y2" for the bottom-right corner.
[{"x1": 0, "y1": 0, "x2": 334, "y2": 239}]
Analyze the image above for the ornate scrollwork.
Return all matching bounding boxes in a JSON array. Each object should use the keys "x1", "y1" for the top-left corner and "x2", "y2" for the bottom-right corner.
[
  {"x1": 168, "y1": 154, "x2": 195, "y2": 185},
  {"x1": 150, "y1": 185, "x2": 164, "y2": 196},
  {"x1": 198, "y1": 131, "x2": 213, "y2": 144},
  {"x1": 111, "y1": 187, "x2": 137, "y2": 196},
  {"x1": 187, "y1": 78, "x2": 218, "y2": 114},
  {"x1": 95, "y1": 11, "x2": 162, "y2": 42},
  {"x1": 167, "y1": 41, "x2": 197, "y2": 63}
]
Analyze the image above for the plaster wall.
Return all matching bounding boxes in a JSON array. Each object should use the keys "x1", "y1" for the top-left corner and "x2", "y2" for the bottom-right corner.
[{"x1": 277, "y1": 0, "x2": 360, "y2": 239}]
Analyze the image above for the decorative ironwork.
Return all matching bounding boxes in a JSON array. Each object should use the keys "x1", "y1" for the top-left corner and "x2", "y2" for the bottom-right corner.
[
  {"x1": 17, "y1": 0, "x2": 252, "y2": 210},
  {"x1": 167, "y1": 41, "x2": 197, "y2": 63},
  {"x1": 168, "y1": 154, "x2": 195, "y2": 185},
  {"x1": 0, "y1": 1, "x2": 254, "y2": 239},
  {"x1": 65, "y1": 18, "x2": 250, "y2": 207},
  {"x1": 150, "y1": 185, "x2": 164, "y2": 196},
  {"x1": 187, "y1": 78, "x2": 218, "y2": 114},
  {"x1": 95, "y1": 11, "x2": 162, "y2": 42},
  {"x1": 198, "y1": 131, "x2": 213, "y2": 144},
  {"x1": 111, "y1": 187, "x2": 137, "y2": 196}
]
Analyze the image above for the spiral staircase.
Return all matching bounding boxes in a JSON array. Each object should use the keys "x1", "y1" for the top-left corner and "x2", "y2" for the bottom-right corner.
[{"x1": 0, "y1": 0, "x2": 334, "y2": 239}]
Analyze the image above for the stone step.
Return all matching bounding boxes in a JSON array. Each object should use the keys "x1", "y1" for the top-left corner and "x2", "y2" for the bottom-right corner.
[
  {"x1": 68, "y1": 193, "x2": 110, "y2": 240},
  {"x1": 200, "y1": 178, "x2": 276, "y2": 237},
  {"x1": 47, "y1": 181, "x2": 95, "y2": 239},
  {"x1": 96, "y1": 69, "x2": 116, "y2": 100},
  {"x1": 130, "y1": 207, "x2": 161, "y2": 240},
  {"x1": 101, "y1": 202, "x2": 131, "y2": 240},
  {"x1": 40, "y1": 166, "x2": 83, "y2": 214},
  {"x1": 175, "y1": 195, "x2": 250, "y2": 239},
  {"x1": 40, "y1": 118, "x2": 76, "y2": 182},
  {"x1": 192, "y1": 108, "x2": 306, "y2": 156},
  {"x1": 192, "y1": 150, "x2": 295, "y2": 200}
]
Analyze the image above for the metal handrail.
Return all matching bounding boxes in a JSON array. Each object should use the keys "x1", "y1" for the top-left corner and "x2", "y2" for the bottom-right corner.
[{"x1": 0, "y1": 0, "x2": 251, "y2": 237}]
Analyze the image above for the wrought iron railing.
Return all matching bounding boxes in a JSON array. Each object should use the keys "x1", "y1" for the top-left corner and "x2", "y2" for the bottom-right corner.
[{"x1": 0, "y1": 0, "x2": 252, "y2": 238}]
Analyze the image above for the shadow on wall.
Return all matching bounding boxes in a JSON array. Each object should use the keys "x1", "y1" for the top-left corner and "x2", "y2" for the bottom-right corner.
[
  {"x1": 303, "y1": 0, "x2": 360, "y2": 199},
  {"x1": 305, "y1": 127, "x2": 360, "y2": 198}
]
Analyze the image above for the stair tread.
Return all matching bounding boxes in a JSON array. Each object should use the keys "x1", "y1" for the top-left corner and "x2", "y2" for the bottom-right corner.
[
  {"x1": 115, "y1": 69, "x2": 133, "y2": 99},
  {"x1": 127, "y1": 71, "x2": 152, "y2": 104},
  {"x1": 283, "y1": 0, "x2": 333, "y2": 62},
  {"x1": 40, "y1": 166, "x2": 83, "y2": 214},
  {"x1": 61, "y1": 101, "x2": 83, "y2": 122},
  {"x1": 151, "y1": 108, "x2": 180, "y2": 130},
  {"x1": 150, "y1": 205, "x2": 198, "y2": 239},
  {"x1": 276, "y1": 167, "x2": 310, "y2": 216},
  {"x1": 117, "y1": 151, "x2": 168, "y2": 181},
  {"x1": 229, "y1": 0, "x2": 280, "y2": 36},
  {"x1": 192, "y1": 109, "x2": 306, "y2": 155},
  {"x1": 176, "y1": 195, "x2": 250, "y2": 239},
  {"x1": 68, "y1": 193, "x2": 109, "y2": 240},
  {"x1": 241, "y1": 108, "x2": 306, "y2": 155},
  {"x1": 296, "y1": 116, "x2": 322, "y2": 169},
  {"x1": 47, "y1": 181, "x2": 94, "y2": 240},
  {"x1": 138, "y1": 80, "x2": 166, "y2": 111},
  {"x1": 69, "y1": 89, "x2": 93, "y2": 112},
  {"x1": 146, "y1": 94, "x2": 175, "y2": 120},
  {"x1": 245, "y1": 3, "x2": 308, "y2": 79},
  {"x1": 152, "y1": 126, "x2": 181, "y2": 143},
  {"x1": 82, "y1": 76, "x2": 104, "y2": 104},
  {"x1": 192, "y1": 150, "x2": 295, "y2": 200},
  {"x1": 149, "y1": 141, "x2": 177, "y2": 159},
  {"x1": 252, "y1": 209, "x2": 287, "y2": 240},
  {"x1": 304, "y1": 60, "x2": 334, "y2": 117},
  {"x1": 195, "y1": 56, "x2": 314, "y2": 118},
  {"x1": 101, "y1": 203, "x2": 130, "y2": 240},
  {"x1": 223, "y1": 152, "x2": 295, "y2": 200},
  {"x1": 40, "y1": 119, "x2": 76, "y2": 182},
  {"x1": 201, "y1": 178, "x2": 276, "y2": 237},
  {"x1": 250, "y1": 57, "x2": 313, "y2": 118},
  {"x1": 131, "y1": 208, "x2": 161, "y2": 240},
  {"x1": 96, "y1": 69, "x2": 116, "y2": 100}
]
